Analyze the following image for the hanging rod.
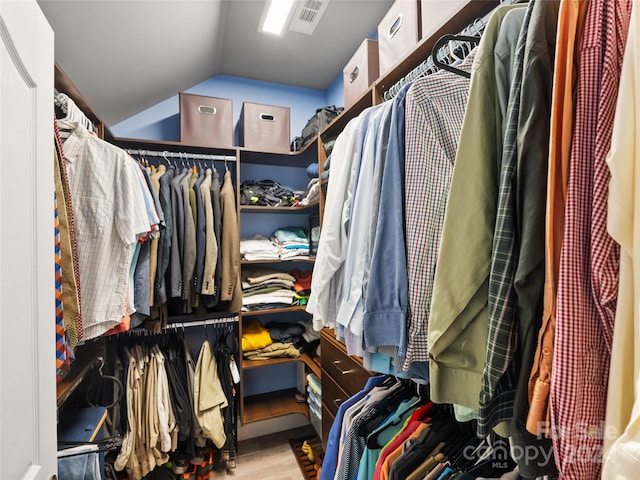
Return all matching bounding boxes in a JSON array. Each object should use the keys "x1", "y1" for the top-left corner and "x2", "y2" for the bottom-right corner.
[
  {"x1": 164, "y1": 315, "x2": 239, "y2": 330},
  {"x1": 126, "y1": 148, "x2": 236, "y2": 163}
]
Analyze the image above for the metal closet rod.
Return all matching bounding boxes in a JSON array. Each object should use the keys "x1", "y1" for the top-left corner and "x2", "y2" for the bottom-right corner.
[
  {"x1": 164, "y1": 316, "x2": 239, "y2": 330},
  {"x1": 126, "y1": 148, "x2": 236, "y2": 163}
]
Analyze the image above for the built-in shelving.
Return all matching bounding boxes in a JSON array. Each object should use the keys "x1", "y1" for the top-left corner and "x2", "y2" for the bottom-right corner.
[
  {"x1": 239, "y1": 201, "x2": 319, "y2": 213},
  {"x1": 243, "y1": 352, "x2": 321, "y2": 379},
  {"x1": 239, "y1": 305, "x2": 309, "y2": 317},
  {"x1": 243, "y1": 388, "x2": 310, "y2": 423},
  {"x1": 241, "y1": 257, "x2": 315, "y2": 264}
]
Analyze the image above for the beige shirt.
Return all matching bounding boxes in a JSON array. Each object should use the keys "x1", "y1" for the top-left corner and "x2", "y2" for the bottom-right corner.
[
  {"x1": 602, "y1": 3, "x2": 640, "y2": 474},
  {"x1": 193, "y1": 340, "x2": 228, "y2": 449}
]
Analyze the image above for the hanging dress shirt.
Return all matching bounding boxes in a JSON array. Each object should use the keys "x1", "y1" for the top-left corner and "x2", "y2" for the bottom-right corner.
[
  {"x1": 490, "y1": 2, "x2": 560, "y2": 477},
  {"x1": 552, "y1": 1, "x2": 631, "y2": 479},
  {"x1": 602, "y1": 3, "x2": 640, "y2": 475},
  {"x1": 62, "y1": 122, "x2": 150, "y2": 340},
  {"x1": 427, "y1": 4, "x2": 521, "y2": 409},
  {"x1": 307, "y1": 116, "x2": 362, "y2": 330},
  {"x1": 402, "y1": 44, "x2": 480, "y2": 380},
  {"x1": 526, "y1": 0, "x2": 589, "y2": 438},
  {"x1": 478, "y1": 4, "x2": 529, "y2": 439},
  {"x1": 363, "y1": 83, "x2": 410, "y2": 360},
  {"x1": 337, "y1": 102, "x2": 390, "y2": 356}
]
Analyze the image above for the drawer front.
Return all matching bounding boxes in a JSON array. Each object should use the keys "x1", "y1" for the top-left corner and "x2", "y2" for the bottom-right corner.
[
  {"x1": 321, "y1": 403, "x2": 335, "y2": 452},
  {"x1": 321, "y1": 332, "x2": 372, "y2": 396},
  {"x1": 321, "y1": 368, "x2": 350, "y2": 418}
]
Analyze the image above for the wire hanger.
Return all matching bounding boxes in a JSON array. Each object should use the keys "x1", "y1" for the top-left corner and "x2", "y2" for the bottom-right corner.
[{"x1": 431, "y1": 34, "x2": 481, "y2": 78}]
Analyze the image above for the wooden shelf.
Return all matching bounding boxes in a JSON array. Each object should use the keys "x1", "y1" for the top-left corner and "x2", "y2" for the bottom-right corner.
[
  {"x1": 56, "y1": 339, "x2": 105, "y2": 407},
  {"x1": 240, "y1": 139, "x2": 317, "y2": 166},
  {"x1": 242, "y1": 388, "x2": 309, "y2": 424},
  {"x1": 240, "y1": 305, "x2": 310, "y2": 316},
  {"x1": 239, "y1": 201, "x2": 319, "y2": 213},
  {"x1": 242, "y1": 352, "x2": 321, "y2": 379},
  {"x1": 241, "y1": 257, "x2": 315, "y2": 264}
]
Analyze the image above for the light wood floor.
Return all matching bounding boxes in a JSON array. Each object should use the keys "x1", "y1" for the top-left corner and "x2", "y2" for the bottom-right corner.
[{"x1": 214, "y1": 425, "x2": 318, "y2": 479}]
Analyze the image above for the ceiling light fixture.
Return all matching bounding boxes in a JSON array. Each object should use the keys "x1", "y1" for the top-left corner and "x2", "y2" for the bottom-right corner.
[{"x1": 260, "y1": 0, "x2": 296, "y2": 36}]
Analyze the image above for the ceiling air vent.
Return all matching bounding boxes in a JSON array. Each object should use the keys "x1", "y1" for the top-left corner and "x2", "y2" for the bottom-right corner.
[{"x1": 288, "y1": 0, "x2": 329, "y2": 35}]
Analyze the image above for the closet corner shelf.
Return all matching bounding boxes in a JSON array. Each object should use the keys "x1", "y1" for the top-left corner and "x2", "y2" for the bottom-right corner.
[
  {"x1": 240, "y1": 305, "x2": 310, "y2": 317},
  {"x1": 239, "y1": 144, "x2": 317, "y2": 167},
  {"x1": 242, "y1": 388, "x2": 310, "y2": 424},
  {"x1": 239, "y1": 201, "x2": 319, "y2": 213},
  {"x1": 243, "y1": 352, "x2": 321, "y2": 379}
]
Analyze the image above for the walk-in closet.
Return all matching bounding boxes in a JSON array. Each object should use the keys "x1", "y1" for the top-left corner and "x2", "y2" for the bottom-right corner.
[{"x1": 1, "y1": 0, "x2": 639, "y2": 479}]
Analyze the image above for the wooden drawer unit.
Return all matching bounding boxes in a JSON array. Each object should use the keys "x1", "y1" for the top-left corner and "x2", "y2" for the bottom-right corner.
[
  {"x1": 322, "y1": 368, "x2": 349, "y2": 418},
  {"x1": 321, "y1": 404, "x2": 335, "y2": 452},
  {"x1": 320, "y1": 328, "x2": 374, "y2": 448},
  {"x1": 321, "y1": 329, "x2": 373, "y2": 395}
]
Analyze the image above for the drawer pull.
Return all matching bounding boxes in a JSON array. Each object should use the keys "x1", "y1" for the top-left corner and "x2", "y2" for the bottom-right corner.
[
  {"x1": 333, "y1": 398, "x2": 344, "y2": 408},
  {"x1": 332, "y1": 360, "x2": 353, "y2": 375}
]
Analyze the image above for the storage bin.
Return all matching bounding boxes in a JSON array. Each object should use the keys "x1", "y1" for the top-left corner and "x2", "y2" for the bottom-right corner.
[
  {"x1": 343, "y1": 38, "x2": 379, "y2": 109},
  {"x1": 420, "y1": 0, "x2": 468, "y2": 41},
  {"x1": 377, "y1": 0, "x2": 421, "y2": 77},
  {"x1": 179, "y1": 92, "x2": 233, "y2": 147},
  {"x1": 239, "y1": 102, "x2": 291, "y2": 152}
]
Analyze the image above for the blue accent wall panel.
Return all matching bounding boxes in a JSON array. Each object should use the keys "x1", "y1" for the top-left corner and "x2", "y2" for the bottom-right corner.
[{"x1": 325, "y1": 71, "x2": 345, "y2": 109}]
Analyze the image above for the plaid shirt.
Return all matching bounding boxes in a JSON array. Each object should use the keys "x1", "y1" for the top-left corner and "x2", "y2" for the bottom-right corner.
[
  {"x1": 402, "y1": 50, "x2": 476, "y2": 370},
  {"x1": 478, "y1": 2, "x2": 532, "y2": 437},
  {"x1": 552, "y1": 1, "x2": 631, "y2": 479}
]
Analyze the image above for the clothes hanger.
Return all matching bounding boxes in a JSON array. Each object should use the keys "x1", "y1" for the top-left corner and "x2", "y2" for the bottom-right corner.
[{"x1": 431, "y1": 34, "x2": 481, "y2": 78}]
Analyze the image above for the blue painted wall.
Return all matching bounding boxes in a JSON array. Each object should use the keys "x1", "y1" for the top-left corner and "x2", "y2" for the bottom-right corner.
[
  {"x1": 112, "y1": 74, "x2": 341, "y2": 143},
  {"x1": 325, "y1": 71, "x2": 345, "y2": 109}
]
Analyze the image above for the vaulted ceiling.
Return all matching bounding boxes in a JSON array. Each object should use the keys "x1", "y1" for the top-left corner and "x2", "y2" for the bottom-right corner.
[{"x1": 38, "y1": 0, "x2": 393, "y2": 127}]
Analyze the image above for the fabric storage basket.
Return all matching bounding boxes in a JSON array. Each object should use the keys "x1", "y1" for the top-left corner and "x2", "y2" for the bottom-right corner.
[
  {"x1": 377, "y1": 0, "x2": 421, "y2": 77},
  {"x1": 343, "y1": 39, "x2": 379, "y2": 109},
  {"x1": 179, "y1": 92, "x2": 233, "y2": 147},
  {"x1": 240, "y1": 101, "x2": 291, "y2": 152},
  {"x1": 420, "y1": 0, "x2": 469, "y2": 41}
]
